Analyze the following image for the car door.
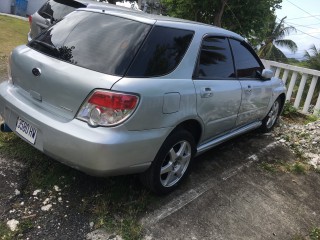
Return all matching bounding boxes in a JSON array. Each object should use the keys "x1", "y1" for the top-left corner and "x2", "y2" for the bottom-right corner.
[
  {"x1": 229, "y1": 39, "x2": 273, "y2": 127},
  {"x1": 193, "y1": 36, "x2": 242, "y2": 142}
]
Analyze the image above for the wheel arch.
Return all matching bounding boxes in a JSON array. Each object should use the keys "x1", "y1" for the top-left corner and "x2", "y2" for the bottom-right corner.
[
  {"x1": 278, "y1": 93, "x2": 286, "y2": 114},
  {"x1": 173, "y1": 119, "x2": 203, "y2": 145}
]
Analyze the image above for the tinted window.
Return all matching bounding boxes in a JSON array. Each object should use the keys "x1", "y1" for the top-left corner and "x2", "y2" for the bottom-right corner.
[
  {"x1": 38, "y1": 0, "x2": 86, "y2": 22},
  {"x1": 229, "y1": 39, "x2": 263, "y2": 78},
  {"x1": 195, "y1": 37, "x2": 235, "y2": 79},
  {"x1": 29, "y1": 11, "x2": 151, "y2": 76},
  {"x1": 126, "y1": 26, "x2": 194, "y2": 77}
]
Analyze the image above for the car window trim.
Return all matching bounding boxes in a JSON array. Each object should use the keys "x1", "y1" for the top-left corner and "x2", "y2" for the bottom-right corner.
[
  {"x1": 125, "y1": 25, "x2": 195, "y2": 78},
  {"x1": 123, "y1": 23, "x2": 155, "y2": 77},
  {"x1": 192, "y1": 34, "x2": 237, "y2": 80},
  {"x1": 228, "y1": 38, "x2": 265, "y2": 80}
]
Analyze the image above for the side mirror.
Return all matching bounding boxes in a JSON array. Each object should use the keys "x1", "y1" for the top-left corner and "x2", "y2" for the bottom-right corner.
[{"x1": 261, "y1": 69, "x2": 274, "y2": 80}]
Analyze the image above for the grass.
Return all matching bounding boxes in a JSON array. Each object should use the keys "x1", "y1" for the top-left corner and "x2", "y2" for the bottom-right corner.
[
  {"x1": 0, "y1": 222, "x2": 14, "y2": 240},
  {"x1": 0, "y1": 15, "x2": 155, "y2": 239},
  {"x1": 259, "y1": 160, "x2": 309, "y2": 174},
  {"x1": 0, "y1": 15, "x2": 29, "y2": 80},
  {"x1": 0, "y1": 133, "x2": 155, "y2": 239},
  {"x1": 0, "y1": 14, "x2": 318, "y2": 240},
  {"x1": 0, "y1": 16, "x2": 29, "y2": 55},
  {"x1": 260, "y1": 161, "x2": 278, "y2": 173},
  {"x1": 282, "y1": 101, "x2": 319, "y2": 125},
  {"x1": 0, "y1": 219, "x2": 33, "y2": 240},
  {"x1": 259, "y1": 103, "x2": 318, "y2": 175},
  {"x1": 305, "y1": 114, "x2": 319, "y2": 124},
  {"x1": 282, "y1": 101, "x2": 299, "y2": 118},
  {"x1": 292, "y1": 227, "x2": 320, "y2": 240},
  {"x1": 310, "y1": 227, "x2": 320, "y2": 240}
]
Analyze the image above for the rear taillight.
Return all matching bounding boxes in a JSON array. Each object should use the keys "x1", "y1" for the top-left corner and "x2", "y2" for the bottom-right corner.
[
  {"x1": 28, "y1": 15, "x2": 32, "y2": 26},
  {"x1": 77, "y1": 90, "x2": 139, "y2": 127}
]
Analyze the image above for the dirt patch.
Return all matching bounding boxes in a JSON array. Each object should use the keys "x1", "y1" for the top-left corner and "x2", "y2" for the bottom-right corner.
[
  {"x1": 0, "y1": 119, "x2": 320, "y2": 239},
  {"x1": 0, "y1": 158, "x2": 26, "y2": 220}
]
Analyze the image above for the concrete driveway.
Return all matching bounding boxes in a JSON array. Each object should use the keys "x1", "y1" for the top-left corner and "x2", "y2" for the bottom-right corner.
[
  {"x1": 141, "y1": 129, "x2": 320, "y2": 239},
  {"x1": 1, "y1": 120, "x2": 320, "y2": 239}
]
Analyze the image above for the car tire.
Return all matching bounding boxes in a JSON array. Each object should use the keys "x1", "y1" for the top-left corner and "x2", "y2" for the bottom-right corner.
[
  {"x1": 260, "y1": 98, "x2": 281, "y2": 133},
  {"x1": 140, "y1": 129, "x2": 196, "y2": 195}
]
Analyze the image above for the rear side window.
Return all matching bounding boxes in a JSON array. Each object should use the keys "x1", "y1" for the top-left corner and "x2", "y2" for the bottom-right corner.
[
  {"x1": 28, "y1": 11, "x2": 151, "y2": 76},
  {"x1": 126, "y1": 26, "x2": 194, "y2": 77},
  {"x1": 194, "y1": 37, "x2": 235, "y2": 79},
  {"x1": 38, "y1": 0, "x2": 86, "y2": 22},
  {"x1": 229, "y1": 39, "x2": 263, "y2": 78}
]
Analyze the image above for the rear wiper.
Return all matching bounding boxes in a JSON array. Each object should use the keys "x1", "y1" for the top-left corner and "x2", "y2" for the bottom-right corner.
[{"x1": 33, "y1": 40, "x2": 58, "y2": 52}]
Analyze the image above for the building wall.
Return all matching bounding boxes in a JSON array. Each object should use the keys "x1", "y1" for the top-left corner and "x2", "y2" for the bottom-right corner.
[
  {"x1": 0, "y1": 0, "x2": 47, "y2": 16},
  {"x1": 27, "y1": 0, "x2": 46, "y2": 16},
  {"x1": 0, "y1": 0, "x2": 13, "y2": 14}
]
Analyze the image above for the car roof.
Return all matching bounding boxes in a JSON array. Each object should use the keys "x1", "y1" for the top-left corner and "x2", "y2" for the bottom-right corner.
[{"x1": 77, "y1": 6, "x2": 244, "y2": 41}]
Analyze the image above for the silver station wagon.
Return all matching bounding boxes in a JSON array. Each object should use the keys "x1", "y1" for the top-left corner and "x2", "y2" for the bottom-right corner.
[{"x1": 0, "y1": 6, "x2": 286, "y2": 194}]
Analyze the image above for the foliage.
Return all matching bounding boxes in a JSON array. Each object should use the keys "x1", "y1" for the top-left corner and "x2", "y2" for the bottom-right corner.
[
  {"x1": 257, "y1": 16, "x2": 297, "y2": 62},
  {"x1": 310, "y1": 227, "x2": 320, "y2": 240},
  {"x1": 162, "y1": 0, "x2": 282, "y2": 45},
  {"x1": 291, "y1": 162, "x2": 307, "y2": 174},
  {"x1": 0, "y1": 132, "x2": 156, "y2": 239},
  {"x1": 301, "y1": 45, "x2": 320, "y2": 104},
  {"x1": 282, "y1": 101, "x2": 298, "y2": 118},
  {"x1": 304, "y1": 44, "x2": 320, "y2": 71},
  {"x1": 0, "y1": 222, "x2": 14, "y2": 240},
  {"x1": 305, "y1": 114, "x2": 319, "y2": 124}
]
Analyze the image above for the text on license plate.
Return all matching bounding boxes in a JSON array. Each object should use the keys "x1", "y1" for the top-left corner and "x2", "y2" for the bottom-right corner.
[{"x1": 16, "y1": 118, "x2": 37, "y2": 144}]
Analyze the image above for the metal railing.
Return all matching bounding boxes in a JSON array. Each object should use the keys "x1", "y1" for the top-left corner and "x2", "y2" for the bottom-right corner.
[{"x1": 262, "y1": 60, "x2": 320, "y2": 115}]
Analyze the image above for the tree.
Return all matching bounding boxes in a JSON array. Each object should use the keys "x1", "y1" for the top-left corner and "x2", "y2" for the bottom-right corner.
[
  {"x1": 162, "y1": 0, "x2": 282, "y2": 44},
  {"x1": 257, "y1": 16, "x2": 297, "y2": 62},
  {"x1": 304, "y1": 44, "x2": 320, "y2": 70},
  {"x1": 304, "y1": 44, "x2": 320, "y2": 104}
]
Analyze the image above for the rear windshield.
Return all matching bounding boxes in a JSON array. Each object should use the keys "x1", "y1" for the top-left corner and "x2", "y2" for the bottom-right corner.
[
  {"x1": 28, "y1": 11, "x2": 152, "y2": 76},
  {"x1": 38, "y1": 0, "x2": 86, "y2": 21}
]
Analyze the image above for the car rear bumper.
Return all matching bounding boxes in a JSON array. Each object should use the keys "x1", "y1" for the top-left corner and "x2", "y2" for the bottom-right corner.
[
  {"x1": 0, "y1": 82, "x2": 171, "y2": 176},
  {"x1": 27, "y1": 31, "x2": 32, "y2": 42}
]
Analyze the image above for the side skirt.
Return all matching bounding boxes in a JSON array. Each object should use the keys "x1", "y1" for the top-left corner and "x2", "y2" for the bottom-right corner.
[{"x1": 196, "y1": 121, "x2": 262, "y2": 156}]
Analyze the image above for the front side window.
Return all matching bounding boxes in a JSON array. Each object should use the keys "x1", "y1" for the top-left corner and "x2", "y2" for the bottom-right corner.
[
  {"x1": 28, "y1": 11, "x2": 151, "y2": 76},
  {"x1": 38, "y1": 0, "x2": 85, "y2": 22},
  {"x1": 194, "y1": 37, "x2": 235, "y2": 79},
  {"x1": 229, "y1": 39, "x2": 263, "y2": 78},
  {"x1": 126, "y1": 26, "x2": 194, "y2": 77}
]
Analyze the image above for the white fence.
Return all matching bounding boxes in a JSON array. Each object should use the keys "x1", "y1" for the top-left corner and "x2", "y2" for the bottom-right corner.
[{"x1": 262, "y1": 60, "x2": 320, "y2": 115}]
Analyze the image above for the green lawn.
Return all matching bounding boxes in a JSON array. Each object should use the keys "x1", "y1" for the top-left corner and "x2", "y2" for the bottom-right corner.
[
  {"x1": 0, "y1": 15, "x2": 29, "y2": 80},
  {"x1": 0, "y1": 15, "x2": 154, "y2": 239}
]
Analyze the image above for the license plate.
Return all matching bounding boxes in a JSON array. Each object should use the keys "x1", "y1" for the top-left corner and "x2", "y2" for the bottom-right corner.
[{"x1": 16, "y1": 117, "x2": 37, "y2": 144}]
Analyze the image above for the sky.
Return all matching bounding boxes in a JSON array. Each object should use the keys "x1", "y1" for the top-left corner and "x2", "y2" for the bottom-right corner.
[
  {"x1": 116, "y1": 0, "x2": 320, "y2": 60},
  {"x1": 275, "y1": 0, "x2": 320, "y2": 60}
]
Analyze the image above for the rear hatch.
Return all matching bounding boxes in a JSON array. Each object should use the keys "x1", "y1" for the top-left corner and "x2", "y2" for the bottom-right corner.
[{"x1": 12, "y1": 10, "x2": 152, "y2": 120}]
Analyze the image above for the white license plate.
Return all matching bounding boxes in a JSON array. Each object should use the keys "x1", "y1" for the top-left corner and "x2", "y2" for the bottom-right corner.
[{"x1": 16, "y1": 117, "x2": 37, "y2": 144}]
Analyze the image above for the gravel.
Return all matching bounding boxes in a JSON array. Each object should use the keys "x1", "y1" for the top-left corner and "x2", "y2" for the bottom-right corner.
[
  {"x1": 273, "y1": 119, "x2": 320, "y2": 167},
  {"x1": 0, "y1": 117, "x2": 319, "y2": 239}
]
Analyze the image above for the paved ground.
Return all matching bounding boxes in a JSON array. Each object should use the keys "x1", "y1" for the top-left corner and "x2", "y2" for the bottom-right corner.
[
  {"x1": 1, "y1": 12, "x2": 320, "y2": 240},
  {"x1": 140, "y1": 130, "x2": 320, "y2": 239},
  {"x1": 1, "y1": 120, "x2": 320, "y2": 239}
]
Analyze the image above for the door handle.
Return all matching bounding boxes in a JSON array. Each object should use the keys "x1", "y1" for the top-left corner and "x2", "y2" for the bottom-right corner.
[{"x1": 200, "y1": 87, "x2": 213, "y2": 98}]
